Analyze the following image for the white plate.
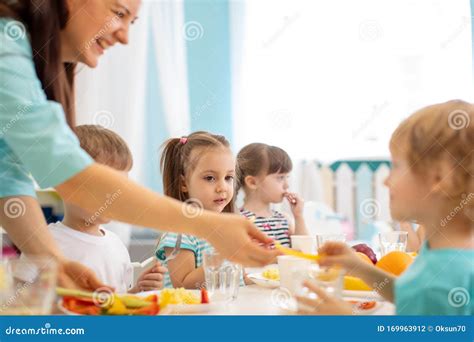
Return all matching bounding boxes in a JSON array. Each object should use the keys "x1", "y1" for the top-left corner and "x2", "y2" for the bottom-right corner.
[
  {"x1": 139, "y1": 290, "x2": 224, "y2": 315},
  {"x1": 247, "y1": 273, "x2": 280, "y2": 289},
  {"x1": 343, "y1": 290, "x2": 382, "y2": 300}
]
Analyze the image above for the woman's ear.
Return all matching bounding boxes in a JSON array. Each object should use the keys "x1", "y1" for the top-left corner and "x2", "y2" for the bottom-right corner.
[
  {"x1": 244, "y1": 175, "x2": 258, "y2": 190},
  {"x1": 180, "y1": 175, "x2": 188, "y2": 193}
]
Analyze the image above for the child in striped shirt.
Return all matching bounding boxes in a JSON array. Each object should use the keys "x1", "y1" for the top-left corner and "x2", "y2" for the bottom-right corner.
[
  {"x1": 237, "y1": 143, "x2": 309, "y2": 247},
  {"x1": 156, "y1": 132, "x2": 239, "y2": 289}
]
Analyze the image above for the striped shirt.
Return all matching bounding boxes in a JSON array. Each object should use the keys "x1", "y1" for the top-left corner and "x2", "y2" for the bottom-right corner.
[
  {"x1": 240, "y1": 208, "x2": 291, "y2": 247},
  {"x1": 156, "y1": 233, "x2": 215, "y2": 288}
]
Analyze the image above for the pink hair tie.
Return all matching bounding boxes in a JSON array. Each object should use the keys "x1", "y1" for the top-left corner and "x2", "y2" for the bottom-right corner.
[{"x1": 179, "y1": 137, "x2": 188, "y2": 145}]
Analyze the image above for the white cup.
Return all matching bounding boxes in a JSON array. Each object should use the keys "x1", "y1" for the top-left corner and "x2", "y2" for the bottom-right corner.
[
  {"x1": 277, "y1": 255, "x2": 311, "y2": 295},
  {"x1": 315, "y1": 233, "x2": 347, "y2": 250},
  {"x1": 290, "y1": 235, "x2": 317, "y2": 254}
]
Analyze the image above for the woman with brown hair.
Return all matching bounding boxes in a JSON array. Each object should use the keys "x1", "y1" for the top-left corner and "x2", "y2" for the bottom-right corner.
[{"x1": 0, "y1": 0, "x2": 278, "y2": 290}]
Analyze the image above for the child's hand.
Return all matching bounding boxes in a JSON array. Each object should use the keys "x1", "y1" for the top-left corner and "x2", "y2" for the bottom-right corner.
[
  {"x1": 133, "y1": 262, "x2": 168, "y2": 292},
  {"x1": 318, "y1": 241, "x2": 367, "y2": 276},
  {"x1": 296, "y1": 280, "x2": 353, "y2": 315},
  {"x1": 285, "y1": 192, "x2": 304, "y2": 217}
]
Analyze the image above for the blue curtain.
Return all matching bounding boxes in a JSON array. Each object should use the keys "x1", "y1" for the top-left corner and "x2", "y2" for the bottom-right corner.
[{"x1": 184, "y1": 0, "x2": 233, "y2": 141}]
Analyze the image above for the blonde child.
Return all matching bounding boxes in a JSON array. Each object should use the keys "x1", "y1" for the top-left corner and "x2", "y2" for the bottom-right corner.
[
  {"x1": 46, "y1": 125, "x2": 167, "y2": 293},
  {"x1": 156, "y1": 132, "x2": 241, "y2": 289},
  {"x1": 237, "y1": 143, "x2": 308, "y2": 247},
  {"x1": 297, "y1": 100, "x2": 473, "y2": 315}
]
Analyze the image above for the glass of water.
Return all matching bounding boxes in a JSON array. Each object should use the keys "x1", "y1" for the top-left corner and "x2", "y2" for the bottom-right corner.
[
  {"x1": 0, "y1": 257, "x2": 58, "y2": 315},
  {"x1": 315, "y1": 233, "x2": 347, "y2": 250},
  {"x1": 306, "y1": 265, "x2": 345, "y2": 298},
  {"x1": 378, "y1": 231, "x2": 408, "y2": 256},
  {"x1": 297, "y1": 265, "x2": 345, "y2": 312},
  {"x1": 203, "y1": 251, "x2": 241, "y2": 302}
]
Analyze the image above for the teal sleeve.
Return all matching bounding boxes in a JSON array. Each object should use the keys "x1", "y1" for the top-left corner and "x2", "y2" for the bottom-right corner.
[
  {"x1": 156, "y1": 233, "x2": 197, "y2": 260},
  {"x1": 0, "y1": 19, "x2": 93, "y2": 195}
]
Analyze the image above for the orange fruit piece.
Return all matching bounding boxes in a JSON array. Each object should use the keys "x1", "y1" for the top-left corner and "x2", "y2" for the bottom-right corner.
[
  {"x1": 356, "y1": 252, "x2": 373, "y2": 264},
  {"x1": 376, "y1": 251, "x2": 413, "y2": 276}
]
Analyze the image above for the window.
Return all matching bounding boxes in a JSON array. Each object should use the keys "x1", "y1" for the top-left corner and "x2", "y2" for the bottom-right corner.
[{"x1": 233, "y1": 0, "x2": 473, "y2": 161}]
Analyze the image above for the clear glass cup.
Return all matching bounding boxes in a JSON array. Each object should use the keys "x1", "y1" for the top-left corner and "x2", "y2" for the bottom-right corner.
[
  {"x1": 315, "y1": 233, "x2": 347, "y2": 250},
  {"x1": 0, "y1": 257, "x2": 58, "y2": 315},
  {"x1": 277, "y1": 255, "x2": 311, "y2": 295},
  {"x1": 290, "y1": 235, "x2": 317, "y2": 254},
  {"x1": 378, "y1": 231, "x2": 408, "y2": 255},
  {"x1": 203, "y1": 251, "x2": 241, "y2": 302},
  {"x1": 298, "y1": 264, "x2": 345, "y2": 299}
]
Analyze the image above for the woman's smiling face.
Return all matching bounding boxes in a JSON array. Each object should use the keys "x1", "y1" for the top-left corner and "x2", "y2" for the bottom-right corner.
[{"x1": 61, "y1": 0, "x2": 141, "y2": 67}]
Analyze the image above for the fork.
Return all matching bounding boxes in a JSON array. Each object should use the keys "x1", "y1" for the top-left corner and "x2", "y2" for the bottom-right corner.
[{"x1": 132, "y1": 233, "x2": 182, "y2": 269}]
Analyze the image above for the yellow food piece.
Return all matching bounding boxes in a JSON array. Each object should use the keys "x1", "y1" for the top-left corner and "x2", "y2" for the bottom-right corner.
[
  {"x1": 344, "y1": 276, "x2": 372, "y2": 291},
  {"x1": 159, "y1": 288, "x2": 200, "y2": 308},
  {"x1": 119, "y1": 295, "x2": 153, "y2": 308},
  {"x1": 262, "y1": 268, "x2": 280, "y2": 280},
  {"x1": 274, "y1": 243, "x2": 320, "y2": 262},
  {"x1": 106, "y1": 295, "x2": 128, "y2": 315},
  {"x1": 315, "y1": 267, "x2": 341, "y2": 282}
]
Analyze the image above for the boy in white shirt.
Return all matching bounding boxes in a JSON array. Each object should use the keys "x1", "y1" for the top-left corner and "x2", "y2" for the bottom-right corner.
[{"x1": 49, "y1": 125, "x2": 167, "y2": 293}]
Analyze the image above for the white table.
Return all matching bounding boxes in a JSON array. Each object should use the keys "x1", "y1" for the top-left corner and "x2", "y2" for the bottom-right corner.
[{"x1": 179, "y1": 284, "x2": 395, "y2": 315}]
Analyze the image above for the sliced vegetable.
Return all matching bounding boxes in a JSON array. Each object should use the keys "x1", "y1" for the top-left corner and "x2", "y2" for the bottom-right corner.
[
  {"x1": 358, "y1": 301, "x2": 376, "y2": 310},
  {"x1": 201, "y1": 288, "x2": 209, "y2": 304},
  {"x1": 106, "y1": 296, "x2": 128, "y2": 315},
  {"x1": 130, "y1": 302, "x2": 159, "y2": 315}
]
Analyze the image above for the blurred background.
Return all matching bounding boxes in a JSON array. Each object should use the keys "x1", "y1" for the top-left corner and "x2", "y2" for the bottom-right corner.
[{"x1": 6, "y1": 0, "x2": 471, "y2": 262}]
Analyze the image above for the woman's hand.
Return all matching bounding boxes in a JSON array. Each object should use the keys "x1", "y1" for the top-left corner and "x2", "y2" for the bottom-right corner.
[
  {"x1": 204, "y1": 214, "x2": 280, "y2": 267},
  {"x1": 58, "y1": 259, "x2": 114, "y2": 292},
  {"x1": 296, "y1": 280, "x2": 353, "y2": 315}
]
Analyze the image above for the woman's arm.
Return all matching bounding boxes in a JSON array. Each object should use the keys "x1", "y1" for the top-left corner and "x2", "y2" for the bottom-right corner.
[
  {"x1": 56, "y1": 164, "x2": 279, "y2": 267},
  {"x1": 165, "y1": 248, "x2": 205, "y2": 289}
]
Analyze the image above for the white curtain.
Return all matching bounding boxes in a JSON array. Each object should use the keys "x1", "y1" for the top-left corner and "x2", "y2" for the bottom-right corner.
[
  {"x1": 149, "y1": 1, "x2": 191, "y2": 137},
  {"x1": 233, "y1": 0, "x2": 473, "y2": 162},
  {"x1": 75, "y1": 3, "x2": 151, "y2": 247}
]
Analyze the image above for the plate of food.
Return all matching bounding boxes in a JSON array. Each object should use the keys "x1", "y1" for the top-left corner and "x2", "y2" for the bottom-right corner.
[
  {"x1": 247, "y1": 266, "x2": 280, "y2": 289},
  {"x1": 57, "y1": 287, "x2": 216, "y2": 315}
]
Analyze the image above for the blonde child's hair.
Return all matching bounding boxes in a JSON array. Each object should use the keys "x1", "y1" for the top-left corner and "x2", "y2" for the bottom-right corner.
[
  {"x1": 390, "y1": 99, "x2": 473, "y2": 220},
  {"x1": 160, "y1": 131, "x2": 235, "y2": 213},
  {"x1": 75, "y1": 125, "x2": 133, "y2": 171}
]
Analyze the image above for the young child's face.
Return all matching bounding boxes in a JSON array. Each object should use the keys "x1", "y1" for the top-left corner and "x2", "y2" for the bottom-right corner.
[
  {"x1": 65, "y1": 170, "x2": 129, "y2": 226},
  {"x1": 183, "y1": 148, "x2": 235, "y2": 212},
  {"x1": 256, "y1": 173, "x2": 290, "y2": 204},
  {"x1": 384, "y1": 152, "x2": 433, "y2": 222}
]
